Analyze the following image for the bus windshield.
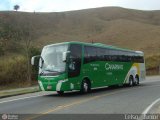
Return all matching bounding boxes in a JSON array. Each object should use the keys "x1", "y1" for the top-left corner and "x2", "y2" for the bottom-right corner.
[{"x1": 39, "y1": 44, "x2": 68, "y2": 75}]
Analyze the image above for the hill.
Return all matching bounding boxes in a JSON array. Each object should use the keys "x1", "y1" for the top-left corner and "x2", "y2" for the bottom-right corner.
[
  {"x1": 0, "y1": 7, "x2": 160, "y2": 87},
  {"x1": 0, "y1": 7, "x2": 160, "y2": 56}
]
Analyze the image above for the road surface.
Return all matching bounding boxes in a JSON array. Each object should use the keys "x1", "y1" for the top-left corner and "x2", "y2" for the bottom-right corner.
[{"x1": 0, "y1": 76, "x2": 160, "y2": 120}]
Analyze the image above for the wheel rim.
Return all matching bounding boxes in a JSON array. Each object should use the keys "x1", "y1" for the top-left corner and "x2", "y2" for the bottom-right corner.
[
  {"x1": 129, "y1": 77, "x2": 133, "y2": 86},
  {"x1": 130, "y1": 80, "x2": 133, "y2": 86},
  {"x1": 135, "y1": 77, "x2": 139, "y2": 85},
  {"x1": 83, "y1": 82, "x2": 88, "y2": 92}
]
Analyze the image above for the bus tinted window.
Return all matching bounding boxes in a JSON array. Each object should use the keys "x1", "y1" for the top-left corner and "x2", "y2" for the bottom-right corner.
[
  {"x1": 84, "y1": 45, "x2": 144, "y2": 63},
  {"x1": 97, "y1": 48, "x2": 105, "y2": 61},
  {"x1": 84, "y1": 46, "x2": 97, "y2": 63},
  {"x1": 68, "y1": 44, "x2": 82, "y2": 78}
]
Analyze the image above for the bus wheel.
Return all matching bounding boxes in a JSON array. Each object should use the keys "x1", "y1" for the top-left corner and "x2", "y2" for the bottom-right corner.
[
  {"x1": 129, "y1": 76, "x2": 134, "y2": 87},
  {"x1": 135, "y1": 75, "x2": 139, "y2": 85},
  {"x1": 57, "y1": 91, "x2": 64, "y2": 95},
  {"x1": 80, "y1": 80, "x2": 90, "y2": 93}
]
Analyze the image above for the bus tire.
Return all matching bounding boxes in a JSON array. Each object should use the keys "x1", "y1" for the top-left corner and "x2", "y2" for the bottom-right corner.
[
  {"x1": 57, "y1": 91, "x2": 64, "y2": 95},
  {"x1": 129, "y1": 75, "x2": 134, "y2": 87},
  {"x1": 80, "y1": 79, "x2": 91, "y2": 93},
  {"x1": 135, "y1": 75, "x2": 139, "y2": 85}
]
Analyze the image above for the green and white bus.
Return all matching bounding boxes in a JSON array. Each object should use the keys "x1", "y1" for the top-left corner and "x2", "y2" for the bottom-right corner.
[{"x1": 31, "y1": 42, "x2": 145, "y2": 94}]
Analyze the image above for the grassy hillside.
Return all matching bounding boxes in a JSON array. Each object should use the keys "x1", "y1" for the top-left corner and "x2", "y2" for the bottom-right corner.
[
  {"x1": 1, "y1": 7, "x2": 160, "y2": 55},
  {"x1": 0, "y1": 7, "x2": 160, "y2": 88}
]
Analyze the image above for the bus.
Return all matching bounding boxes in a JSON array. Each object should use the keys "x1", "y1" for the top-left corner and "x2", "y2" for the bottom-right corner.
[{"x1": 31, "y1": 41, "x2": 145, "y2": 95}]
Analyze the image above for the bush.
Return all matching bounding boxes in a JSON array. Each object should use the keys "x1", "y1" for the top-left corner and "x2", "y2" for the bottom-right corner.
[
  {"x1": 145, "y1": 55, "x2": 160, "y2": 69},
  {"x1": 0, "y1": 55, "x2": 37, "y2": 86},
  {"x1": 0, "y1": 46, "x2": 4, "y2": 56},
  {"x1": 145, "y1": 55, "x2": 160, "y2": 75},
  {"x1": 0, "y1": 46, "x2": 40, "y2": 87}
]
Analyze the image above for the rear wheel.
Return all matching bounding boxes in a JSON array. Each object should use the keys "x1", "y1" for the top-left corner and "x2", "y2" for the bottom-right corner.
[
  {"x1": 80, "y1": 80, "x2": 91, "y2": 93},
  {"x1": 135, "y1": 75, "x2": 139, "y2": 85},
  {"x1": 129, "y1": 76, "x2": 134, "y2": 87},
  {"x1": 57, "y1": 91, "x2": 64, "y2": 95}
]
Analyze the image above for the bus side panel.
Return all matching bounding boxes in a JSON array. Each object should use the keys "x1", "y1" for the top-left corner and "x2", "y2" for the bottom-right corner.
[{"x1": 81, "y1": 61, "x2": 133, "y2": 88}]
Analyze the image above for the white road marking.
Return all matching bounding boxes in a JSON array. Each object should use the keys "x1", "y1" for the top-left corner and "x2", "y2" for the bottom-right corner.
[
  {"x1": 0, "y1": 93, "x2": 52, "y2": 104},
  {"x1": 142, "y1": 97, "x2": 160, "y2": 115},
  {"x1": 138, "y1": 97, "x2": 160, "y2": 120}
]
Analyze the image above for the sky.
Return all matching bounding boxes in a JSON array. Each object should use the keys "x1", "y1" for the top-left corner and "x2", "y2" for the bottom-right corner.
[{"x1": 0, "y1": 0, "x2": 160, "y2": 12}]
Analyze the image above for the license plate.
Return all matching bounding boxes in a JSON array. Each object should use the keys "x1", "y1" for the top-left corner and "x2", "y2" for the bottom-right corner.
[{"x1": 47, "y1": 85, "x2": 52, "y2": 89}]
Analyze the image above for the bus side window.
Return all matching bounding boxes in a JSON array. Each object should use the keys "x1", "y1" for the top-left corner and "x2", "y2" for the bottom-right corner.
[
  {"x1": 84, "y1": 46, "x2": 89, "y2": 63},
  {"x1": 84, "y1": 46, "x2": 97, "y2": 63},
  {"x1": 68, "y1": 44, "x2": 82, "y2": 78},
  {"x1": 97, "y1": 48, "x2": 105, "y2": 61}
]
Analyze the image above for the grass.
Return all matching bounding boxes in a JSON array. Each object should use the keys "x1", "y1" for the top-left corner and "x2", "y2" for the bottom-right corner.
[
  {"x1": 145, "y1": 54, "x2": 160, "y2": 69},
  {"x1": 0, "y1": 81, "x2": 38, "y2": 91},
  {"x1": 145, "y1": 54, "x2": 160, "y2": 75},
  {"x1": 0, "y1": 86, "x2": 39, "y2": 98}
]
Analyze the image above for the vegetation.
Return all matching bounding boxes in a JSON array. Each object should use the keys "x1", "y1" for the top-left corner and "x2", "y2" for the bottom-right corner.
[
  {"x1": 13, "y1": 5, "x2": 20, "y2": 11},
  {"x1": 0, "y1": 12, "x2": 40, "y2": 88},
  {"x1": 145, "y1": 55, "x2": 160, "y2": 75},
  {"x1": 0, "y1": 52, "x2": 40, "y2": 88},
  {"x1": 0, "y1": 7, "x2": 160, "y2": 89}
]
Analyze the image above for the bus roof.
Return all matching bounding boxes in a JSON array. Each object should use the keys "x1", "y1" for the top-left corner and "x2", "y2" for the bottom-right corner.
[
  {"x1": 44, "y1": 41, "x2": 143, "y2": 54},
  {"x1": 68, "y1": 41, "x2": 140, "y2": 53}
]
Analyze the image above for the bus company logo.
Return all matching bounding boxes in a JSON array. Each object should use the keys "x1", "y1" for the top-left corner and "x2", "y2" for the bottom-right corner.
[
  {"x1": 105, "y1": 63, "x2": 123, "y2": 70},
  {"x1": 1, "y1": 114, "x2": 18, "y2": 120},
  {"x1": 2, "y1": 114, "x2": 7, "y2": 120}
]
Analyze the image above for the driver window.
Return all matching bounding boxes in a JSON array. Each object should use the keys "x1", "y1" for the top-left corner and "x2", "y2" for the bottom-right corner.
[{"x1": 68, "y1": 44, "x2": 82, "y2": 77}]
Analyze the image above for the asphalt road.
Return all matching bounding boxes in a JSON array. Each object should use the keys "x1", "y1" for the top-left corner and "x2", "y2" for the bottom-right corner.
[{"x1": 0, "y1": 76, "x2": 160, "y2": 120}]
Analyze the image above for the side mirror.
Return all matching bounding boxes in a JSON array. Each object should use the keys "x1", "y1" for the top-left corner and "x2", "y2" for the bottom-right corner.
[
  {"x1": 31, "y1": 55, "x2": 40, "y2": 66},
  {"x1": 62, "y1": 51, "x2": 70, "y2": 62}
]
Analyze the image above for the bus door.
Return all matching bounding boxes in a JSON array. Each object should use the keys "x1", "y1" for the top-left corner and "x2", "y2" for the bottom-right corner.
[{"x1": 68, "y1": 44, "x2": 82, "y2": 79}]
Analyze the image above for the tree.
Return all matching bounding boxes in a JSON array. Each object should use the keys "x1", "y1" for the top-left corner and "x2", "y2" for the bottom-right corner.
[
  {"x1": 14, "y1": 5, "x2": 20, "y2": 11},
  {"x1": 17, "y1": 16, "x2": 35, "y2": 85},
  {"x1": 3, "y1": 14, "x2": 35, "y2": 85}
]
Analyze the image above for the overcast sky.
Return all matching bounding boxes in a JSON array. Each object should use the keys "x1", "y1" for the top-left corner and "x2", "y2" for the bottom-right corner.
[{"x1": 0, "y1": 0, "x2": 160, "y2": 12}]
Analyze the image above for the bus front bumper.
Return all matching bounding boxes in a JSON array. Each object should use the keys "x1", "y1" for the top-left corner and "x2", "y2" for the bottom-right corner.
[{"x1": 38, "y1": 80, "x2": 73, "y2": 91}]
